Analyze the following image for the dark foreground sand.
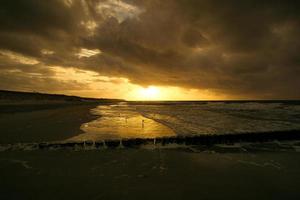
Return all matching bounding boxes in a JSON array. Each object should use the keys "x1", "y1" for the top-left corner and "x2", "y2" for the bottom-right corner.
[
  {"x1": 0, "y1": 102, "x2": 299, "y2": 200},
  {"x1": 0, "y1": 148, "x2": 299, "y2": 200},
  {"x1": 0, "y1": 104, "x2": 99, "y2": 143}
]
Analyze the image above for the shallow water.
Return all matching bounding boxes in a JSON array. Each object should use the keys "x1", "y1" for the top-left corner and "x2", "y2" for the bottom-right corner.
[
  {"x1": 69, "y1": 101, "x2": 300, "y2": 141},
  {"x1": 67, "y1": 103, "x2": 175, "y2": 141}
]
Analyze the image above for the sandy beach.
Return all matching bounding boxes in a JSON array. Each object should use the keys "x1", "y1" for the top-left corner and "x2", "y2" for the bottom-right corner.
[
  {"x1": 0, "y1": 97, "x2": 299, "y2": 200},
  {"x1": 0, "y1": 104, "x2": 99, "y2": 144},
  {"x1": 0, "y1": 148, "x2": 300, "y2": 200}
]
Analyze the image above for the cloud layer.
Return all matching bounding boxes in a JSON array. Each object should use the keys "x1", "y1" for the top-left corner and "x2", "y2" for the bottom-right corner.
[{"x1": 0, "y1": 0, "x2": 300, "y2": 99}]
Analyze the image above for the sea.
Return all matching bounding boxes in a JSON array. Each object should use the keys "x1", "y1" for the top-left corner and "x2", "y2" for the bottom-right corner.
[{"x1": 68, "y1": 101, "x2": 300, "y2": 141}]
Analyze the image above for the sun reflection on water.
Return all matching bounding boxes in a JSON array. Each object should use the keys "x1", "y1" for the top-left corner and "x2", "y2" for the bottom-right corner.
[{"x1": 67, "y1": 104, "x2": 175, "y2": 141}]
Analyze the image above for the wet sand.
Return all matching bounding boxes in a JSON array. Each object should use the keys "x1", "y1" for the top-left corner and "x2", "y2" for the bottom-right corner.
[
  {"x1": 0, "y1": 148, "x2": 299, "y2": 200},
  {"x1": 0, "y1": 104, "x2": 99, "y2": 144}
]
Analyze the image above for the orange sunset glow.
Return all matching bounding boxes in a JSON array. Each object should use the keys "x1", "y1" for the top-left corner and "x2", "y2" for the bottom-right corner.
[{"x1": 0, "y1": 0, "x2": 299, "y2": 100}]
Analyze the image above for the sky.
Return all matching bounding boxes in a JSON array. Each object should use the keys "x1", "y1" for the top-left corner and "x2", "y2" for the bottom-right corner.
[{"x1": 0, "y1": 0, "x2": 299, "y2": 100}]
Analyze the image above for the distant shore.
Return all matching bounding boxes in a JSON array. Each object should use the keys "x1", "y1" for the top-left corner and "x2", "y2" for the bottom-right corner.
[
  {"x1": 0, "y1": 90, "x2": 125, "y2": 143},
  {"x1": 0, "y1": 89, "x2": 123, "y2": 104}
]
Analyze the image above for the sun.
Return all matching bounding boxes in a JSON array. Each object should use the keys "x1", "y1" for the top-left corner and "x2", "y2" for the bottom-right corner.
[{"x1": 138, "y1": 86, "x2": 160, "y2": 100}]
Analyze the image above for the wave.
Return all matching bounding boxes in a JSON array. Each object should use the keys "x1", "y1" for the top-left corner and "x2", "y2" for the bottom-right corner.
[{"x1": 133, "y1": 102, "x2": 300, "y2": 135}]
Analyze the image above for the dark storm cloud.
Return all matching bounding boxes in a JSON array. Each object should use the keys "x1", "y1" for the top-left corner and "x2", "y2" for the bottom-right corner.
[{"x1": 0, "y1": 0, "x2": 300, "y2": 99}]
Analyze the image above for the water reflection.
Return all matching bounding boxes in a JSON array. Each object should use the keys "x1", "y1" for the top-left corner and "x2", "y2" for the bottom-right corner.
[{"x1": 67, "y1": 104, "x2": 175, "y2": 141}]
